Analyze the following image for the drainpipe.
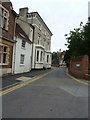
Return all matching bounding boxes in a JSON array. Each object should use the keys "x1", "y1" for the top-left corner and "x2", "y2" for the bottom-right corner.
[{"x1": 12, "y1": 17, "x2": 17, "y2": 74}]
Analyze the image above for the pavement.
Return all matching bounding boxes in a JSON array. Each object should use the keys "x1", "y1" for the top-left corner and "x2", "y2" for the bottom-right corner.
[
  {"x1": 1, "y1": 67, "x2": 89, "y2": 118},
  {"x1": 1, "y1": 68, "x2": 53, "y2": 90}
]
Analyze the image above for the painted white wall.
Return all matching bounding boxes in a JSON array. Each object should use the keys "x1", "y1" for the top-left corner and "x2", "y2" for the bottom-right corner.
[
  {"x1": 44, "y1": 51, "x2": 51, "y2": 68},
  {"x1": 13, "y1": 37, "x2": 32, "y2": 74},
  {"x1": 35, "y1": 47, "x2": 44, "y2": 69},
  {"x1": 32, "y1": 44, "x2": 36, "y2": 69},
  {"x1": 32, "y1": 44, "x2": 52, "y2": 69}
]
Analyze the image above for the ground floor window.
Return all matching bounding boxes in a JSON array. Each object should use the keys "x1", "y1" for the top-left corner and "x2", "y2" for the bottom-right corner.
[
  {"x1": 20, "y1": 54, "x2": 25, "y2": 65},
  {"x1": 0, "y1": 44, "x2": 8, "y2": 64},
  {"x1": 40, "y1": 51, "x2": 43, "y2": 62},
  {"x1": 47, "y1": 55, "x2": 49, "y2": 63},
  {"x1": 37, "y1": 51, "x2": 39, "y2": 62}
]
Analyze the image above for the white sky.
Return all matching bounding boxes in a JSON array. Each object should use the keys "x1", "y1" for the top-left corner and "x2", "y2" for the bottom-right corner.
[{"x1": 10, "y1": 0, "x2": 89, "y2": 52}]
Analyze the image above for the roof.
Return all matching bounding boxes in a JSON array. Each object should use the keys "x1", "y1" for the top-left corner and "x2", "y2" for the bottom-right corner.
[
  {"x1": 15, "y1": 23, "x2": 32, "y2": 43},
  {"x1": 27, "y1": 12, "x2": 53, "y2": 36}
]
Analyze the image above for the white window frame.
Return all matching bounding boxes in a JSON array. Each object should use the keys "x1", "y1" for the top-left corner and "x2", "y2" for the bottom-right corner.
[
  {"x1": 36, "y1": 50, "x2": 39, "y2": 62},
  {"x1": 47, "y1": 55, "x2": 49, "y2": 63},
  {"x1": 40, "y1": 51, "x2": 43, "y2": 62},
  {"x1": 0, "y1": 44, "x2": 9, "y2": 65},
  {"x1": 20, "y1": 54, "x2": 25, "y2": 65}
]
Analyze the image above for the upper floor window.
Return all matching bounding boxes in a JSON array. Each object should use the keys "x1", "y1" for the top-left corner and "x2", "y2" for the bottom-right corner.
[
  {"x1": 0, "y1": 5, "x2": 9, "y2": 30},
  {"x1": 37, "y1": 34, "x2": 40, "y2": 44},
  {"x1": 20, "y1": 54, "x2": 25, "y2": 65},
  {"x1": 22, "y1": 40, "x2": 26, "y2": 48}
]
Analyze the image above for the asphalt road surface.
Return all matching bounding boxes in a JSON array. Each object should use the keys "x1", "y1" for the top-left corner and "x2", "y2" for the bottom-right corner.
[{"x1": 2, "y1": 67, "x2": 88, "y2": 118}]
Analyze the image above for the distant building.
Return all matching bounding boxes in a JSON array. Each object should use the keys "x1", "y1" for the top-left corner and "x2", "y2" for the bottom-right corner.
[
  {"x1": 59, "y1": 51, "x2": 66, "y2": 66},
  {"x1": 88, "y1": 1, "x2": 90, "y2": 17},
  {"x1": 0, "y1": 1, "x2": 17, "y2": 76},
  {"x1": 19, "y1": 8, "x2": 53, "y2": 69}
]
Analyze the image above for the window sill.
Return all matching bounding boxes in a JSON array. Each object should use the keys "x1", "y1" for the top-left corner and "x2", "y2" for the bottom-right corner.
[
  {"x1": 21, "y1": 47, "x2": 26, "y2": 50},
  {"x1": 20, "y1": 64, "x2": 25, "y2": 66},
  {"x1": 0, "y1": 63, "x2": 8, "y2": 65}
]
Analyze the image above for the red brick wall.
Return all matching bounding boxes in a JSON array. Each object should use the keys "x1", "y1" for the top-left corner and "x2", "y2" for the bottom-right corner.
[
  {"x1": 1, "y1": 2, "x2": 16, "y2": 70},
  {"x1": 2, "y1": 2, "x2": 15, "y2": 41},
  {"x1": 69, "y1": 55, "x2": 88, "y2": 79}
]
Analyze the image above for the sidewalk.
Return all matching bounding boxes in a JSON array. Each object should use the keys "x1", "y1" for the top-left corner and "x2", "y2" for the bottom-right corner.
[{"x1": 1, "y1": 68, "x2": 53, "y2": 90}]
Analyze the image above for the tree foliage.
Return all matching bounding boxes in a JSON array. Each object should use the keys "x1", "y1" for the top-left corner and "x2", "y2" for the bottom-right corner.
[{"x1": 64, "y1": 18, "x2": 90, "y2": 65}]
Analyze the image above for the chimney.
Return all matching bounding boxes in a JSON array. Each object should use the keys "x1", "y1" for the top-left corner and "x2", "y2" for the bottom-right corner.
[{"x1": 19, "y1": 7, "x2": 28, "y2": 17}]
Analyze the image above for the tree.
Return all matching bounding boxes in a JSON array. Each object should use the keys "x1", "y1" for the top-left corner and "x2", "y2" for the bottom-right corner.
[{"x1": 64, "y1": 18, "x2": 90, "y2": 66}]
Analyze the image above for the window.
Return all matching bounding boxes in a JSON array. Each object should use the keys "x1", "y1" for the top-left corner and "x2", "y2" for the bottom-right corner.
[
  {"x1": 0, "y1": 45, "x2": 8, "y2": 64},
  {"x1": 3, "y1": 46, "x2": 7, "y2": 63},
  {"x1": 47, "y1": 55, "x2": 49, "y2": 63},
  {"x1": 20, "y1": 54, "x2": 25, "y2": 64},
  {"x1": 22, "y1": 40, "x2": 26, "y2": 48},
  {"x1": 37, "y1": 51, "x2": 39, "y2": 62},
  {"x1": 37, "y1": 35, "x2": 40, "y2": 44},
  {"x1": 40, "y1": 51, "x2": 43, "y2": 62},
  {"x1": 0, "y1": 5, "x2": 9, "y2": 30},
  {"x1": 3, "y1": 17, "x2": 7, "y2": 29}
]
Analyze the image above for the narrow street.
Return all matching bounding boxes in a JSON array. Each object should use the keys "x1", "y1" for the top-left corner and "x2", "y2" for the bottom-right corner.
[{"x1": 2, "y1": 68, "x2": 88, "y2": 118}]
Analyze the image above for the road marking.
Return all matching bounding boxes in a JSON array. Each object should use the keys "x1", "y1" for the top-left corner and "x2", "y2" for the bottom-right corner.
[
  {"x1": 0, "y1": 69, "x2": 56, "y2": 96},
  {"x1": 66, "y1": 68, "x2": 89, "y2": 86}
]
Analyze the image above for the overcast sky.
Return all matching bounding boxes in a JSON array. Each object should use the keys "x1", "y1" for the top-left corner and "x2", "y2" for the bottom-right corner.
[{"x1": 10, "y1": 0, "x2": 89, "y2": 52}]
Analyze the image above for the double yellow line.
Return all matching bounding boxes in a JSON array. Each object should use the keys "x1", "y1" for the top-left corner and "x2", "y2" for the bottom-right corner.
[
  {"x1": 66, "y1": 68, "x2": 89, "y2": 86},
  {"x1": 0, "y1": 69, "x2": 56, "y2": 96}
]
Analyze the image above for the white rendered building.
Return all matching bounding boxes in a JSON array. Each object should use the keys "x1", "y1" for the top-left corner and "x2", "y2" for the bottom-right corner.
[
  {"x1": 19, "y1": 8, "x2": 53, "y2": 69},
  {"x1": 12, "y1": 23, "x2": 33, "y2": 74}
]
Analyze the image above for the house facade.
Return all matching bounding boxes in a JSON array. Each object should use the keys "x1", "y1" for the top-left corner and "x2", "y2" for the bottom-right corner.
[
  {"x1": 19, "y1": 8, "x2": 53, "y2": 69},
  {"x1": 12, "y1": 23, "x2": 32, "y2": 74},
  {"x1": 12, "y1": 11, "x2": 34, "y2": 74},
  {"x1": 59, "y1": 50, "x2": 66, "y2": 66},
  {"x1": 0, "y1": 1, "x2": 16, "y2": 76}
]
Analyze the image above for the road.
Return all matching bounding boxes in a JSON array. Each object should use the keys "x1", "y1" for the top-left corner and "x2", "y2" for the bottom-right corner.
[{"x1": 2, "y1": 67, "x2": 88, "y2": 118}]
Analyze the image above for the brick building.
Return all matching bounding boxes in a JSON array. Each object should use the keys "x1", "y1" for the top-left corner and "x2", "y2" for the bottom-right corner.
[{"x1": 0, "y1": 1, "x2": 17, "y2": 75}]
